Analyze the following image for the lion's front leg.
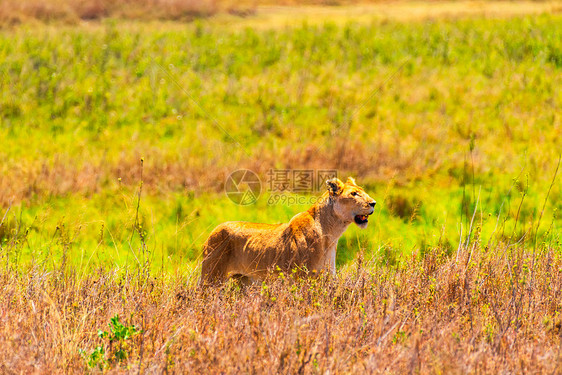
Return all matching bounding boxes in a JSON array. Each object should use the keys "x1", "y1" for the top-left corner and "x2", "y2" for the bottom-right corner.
[{"x1": 324, "y1": 244, "x2": 337, "y2": 276}]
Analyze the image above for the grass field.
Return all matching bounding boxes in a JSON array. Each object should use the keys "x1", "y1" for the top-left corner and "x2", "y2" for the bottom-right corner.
[{"x1": 1, "y1": 1, "x2": 562, "y2": 372}]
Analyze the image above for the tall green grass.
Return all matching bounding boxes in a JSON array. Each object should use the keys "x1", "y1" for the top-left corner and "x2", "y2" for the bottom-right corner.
[{"x1": 1, "y1": 14, "x2": 561, "y2": 273}]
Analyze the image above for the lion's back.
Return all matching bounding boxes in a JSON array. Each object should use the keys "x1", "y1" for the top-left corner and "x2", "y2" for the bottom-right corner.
[
  {"x1": 204, "y1": 221, "x2": 286, "y2": 255},
  {"x1": 209, "y1": 221, "x2": 283, "y2": 240}
]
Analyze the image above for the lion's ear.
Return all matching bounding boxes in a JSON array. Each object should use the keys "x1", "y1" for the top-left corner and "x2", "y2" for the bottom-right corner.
[
  {"x1": 346, "y1": 177, "x2": 357, "y2": 186},
  {"x1": 326, "y1": 178, "x2": 344, "y2": 196}
]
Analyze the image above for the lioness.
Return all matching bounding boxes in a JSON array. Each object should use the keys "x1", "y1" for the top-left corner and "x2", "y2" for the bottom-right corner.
[{"x1": 199, "y1": 177, "x2": 376, "y2": 285}]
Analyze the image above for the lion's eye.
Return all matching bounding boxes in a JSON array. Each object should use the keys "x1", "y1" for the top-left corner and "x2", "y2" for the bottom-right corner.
[{"x1": 351, "y1": 191, "x2": 359, "y2": 197}]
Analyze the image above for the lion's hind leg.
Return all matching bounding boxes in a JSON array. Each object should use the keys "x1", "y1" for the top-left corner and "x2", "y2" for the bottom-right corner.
[{"x1": 199, "y1": 230, "x2": 232, "y2": 286}]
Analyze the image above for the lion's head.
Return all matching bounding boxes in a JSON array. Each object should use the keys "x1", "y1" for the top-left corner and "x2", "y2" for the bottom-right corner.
[{"x1": 326, "y1": 177, "x2": 376, "y2": 229}]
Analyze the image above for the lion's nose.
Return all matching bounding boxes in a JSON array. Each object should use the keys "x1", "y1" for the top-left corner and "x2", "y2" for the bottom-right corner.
[{"x1": 369, "y1": 201, "x2": 376, "y2": 207}]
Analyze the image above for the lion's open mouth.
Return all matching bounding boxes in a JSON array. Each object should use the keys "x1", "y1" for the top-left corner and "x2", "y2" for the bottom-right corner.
[{"x1": 354, "y1": 214, "x2": 371, "y2": 225}]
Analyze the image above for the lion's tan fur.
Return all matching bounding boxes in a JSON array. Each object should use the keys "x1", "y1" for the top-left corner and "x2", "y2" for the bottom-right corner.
[{"x1": 199, "y1": 177, "x2": 375, "y2": 285}]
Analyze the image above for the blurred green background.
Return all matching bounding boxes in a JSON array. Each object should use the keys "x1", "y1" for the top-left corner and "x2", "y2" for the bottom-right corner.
[{"x1": 1, "y1": 3, "x2": 561, "y2": 274}]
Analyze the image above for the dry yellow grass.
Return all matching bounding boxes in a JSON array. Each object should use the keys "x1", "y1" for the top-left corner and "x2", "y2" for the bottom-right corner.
[
  {"x1": 0, "y1": 141, "x2": 418, "y2": 207},
  {"x1": 1, "y1": 0, "x2": 560, "y2": 25},
  {"x1": 1, "y1": 241, "x2": 560, "y2": 373},
  {"x1": 0, "y1": 0, "x2": 222, "y2": 24},
  {"x1": 241, "y1": 1, "x2": 562, "y2": 29}
]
